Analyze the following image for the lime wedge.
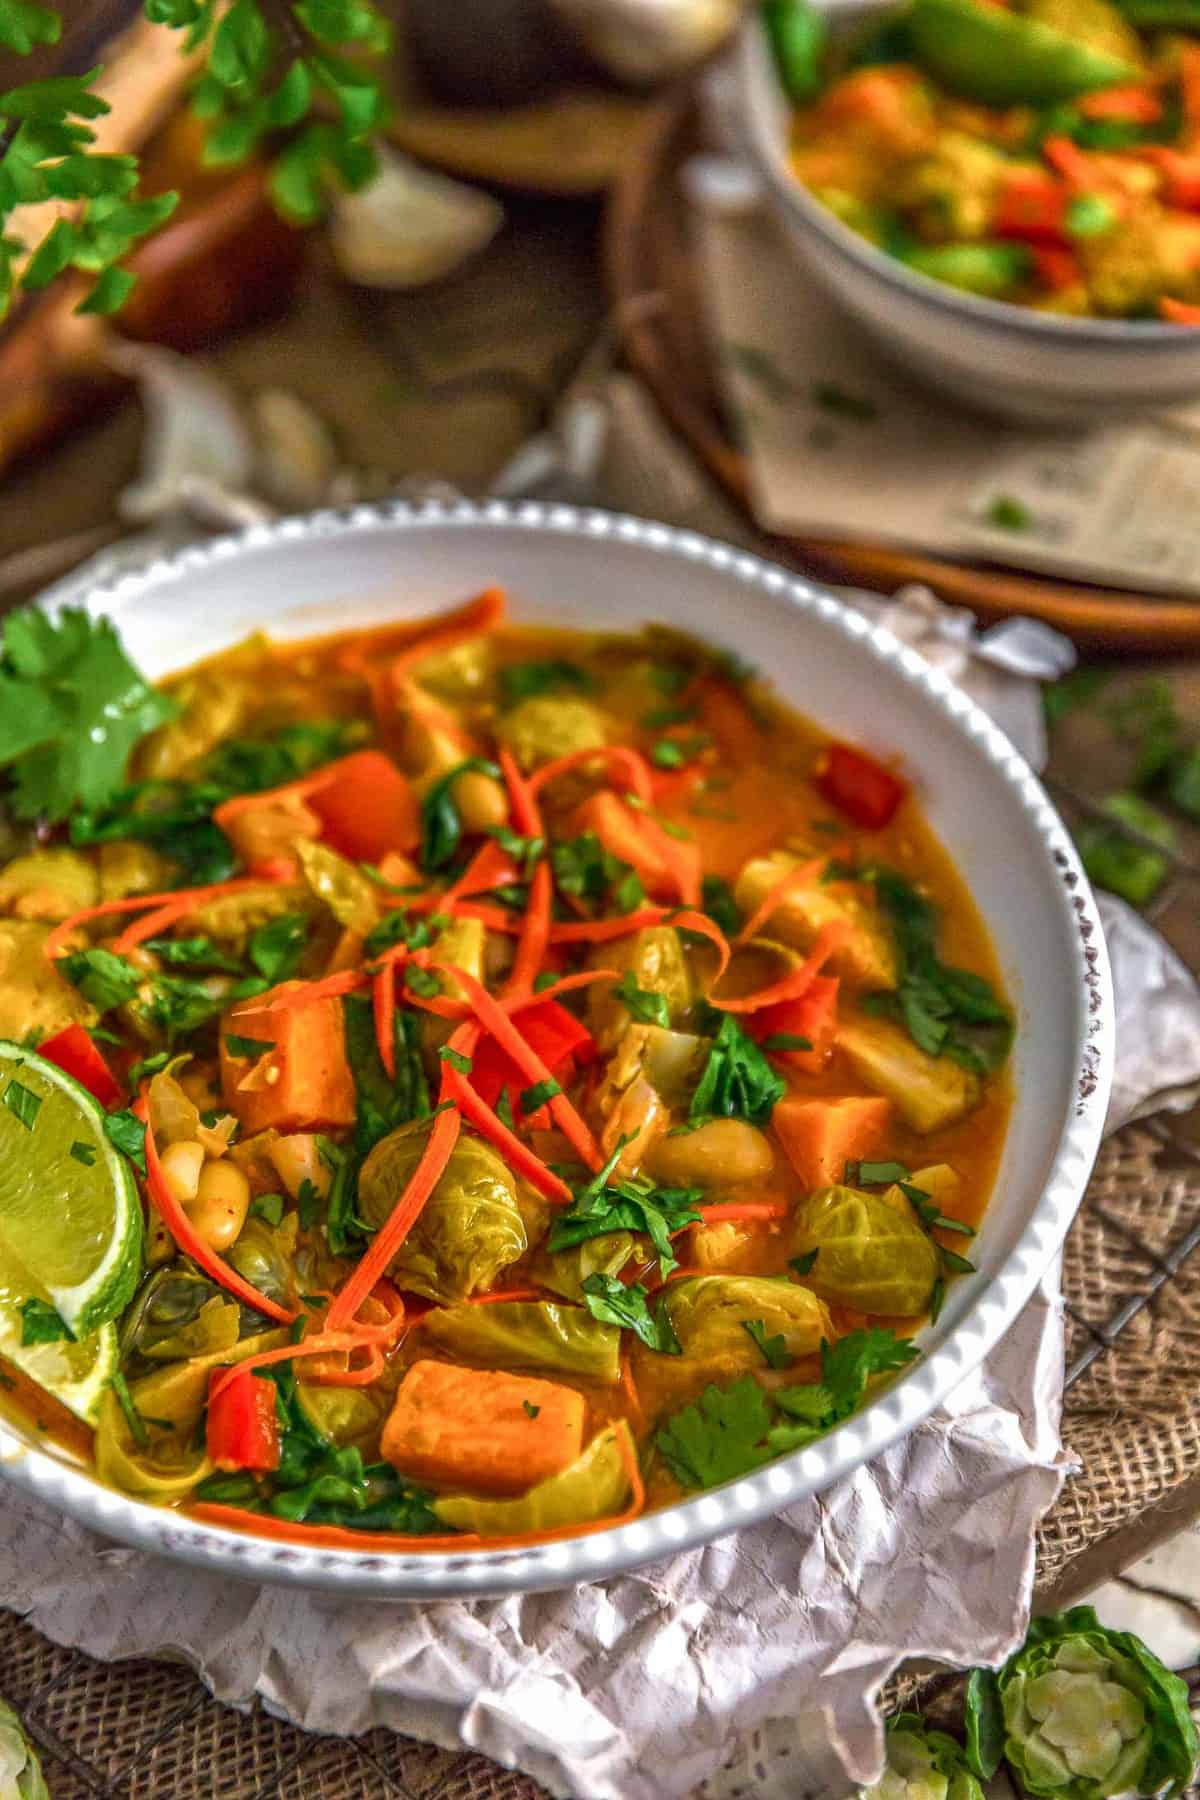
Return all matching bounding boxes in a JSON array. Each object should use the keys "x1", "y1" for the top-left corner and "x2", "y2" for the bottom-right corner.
[
  {"x1": 0, "y1": 1314, "x2": 118, "y2": 1426},
  {"x1": 0, "y1": 1039, "x2": 142, "y2": 1341}
]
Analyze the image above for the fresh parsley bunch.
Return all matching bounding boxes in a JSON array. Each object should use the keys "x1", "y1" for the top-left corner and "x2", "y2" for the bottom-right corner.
[{"x1": 0, "y1": 0, "x2": 392, "y2": 321}]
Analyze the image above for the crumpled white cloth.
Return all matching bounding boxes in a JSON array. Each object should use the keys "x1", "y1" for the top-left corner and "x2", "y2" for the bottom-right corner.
[{"x1": 0, "y1": 1275, "x2": 1063, "y2": 1800}]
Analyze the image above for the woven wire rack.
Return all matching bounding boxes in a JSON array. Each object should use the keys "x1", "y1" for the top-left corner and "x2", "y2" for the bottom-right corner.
[{"x1": 4, "y1": 774, "x2": 1200, "y2": 1799}]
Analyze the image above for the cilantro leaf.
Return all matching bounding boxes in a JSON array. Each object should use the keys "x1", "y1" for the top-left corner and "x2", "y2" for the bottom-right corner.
[
  {"x1": 690, "y1": 1013, "x2": 784, "y2": 1127},
  {"x1": 520, "y1": 1077, "x2": 561, "y2": 1113},
  {"x1": 18, "y1": 1296, "x2": 70, "y2": 1344},
  {"x1": 104, "y1": 1109, "x2": 147, "y2": 1175},
  {"x1": 0, "y1": 607, "x2": 177, "y2": 822},
  {"x1": 498, "y1": 660, "x2": 592, "y2": 708},
  {"x1": 59, "y1": 947, "x2": 142, "y2": 1014},
  {"x1": 742, "y1": 1319, "x2": 790, "y2": 1370},
  {"x1": 656, "y1": 1375, "x2": 775, "y2": 1488},
  {"x1": 248, "y1": 913, "x2": 309, "y2": 984},
  {"x1": 580, "y1": 1273, "x2": 682, "y2": 1355},
  {"x1": 419, "y1": 757, "x2": 500, "y2": 871},
  {"x1": 3, "y1": 1077, "x2": 41, "y2": 1131},
  {"x1": 611, "y1": 971, "x2": 670, "y2": 1027},
  {"x1": 548, "y1": 1145, "x2": 702, "y2": 1280},
  {"x1": 701, "y1": 873, "x2": 741, "y2": 937}
]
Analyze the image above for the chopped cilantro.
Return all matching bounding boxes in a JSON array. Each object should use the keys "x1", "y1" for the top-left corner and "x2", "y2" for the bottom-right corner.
[
  {"x1": 59, "y1": 947, "x2": 142, "y2": 1014},
  {"x1": 520, "y1": 1077, "x2": 562, "y2": 1114},
  {"x1": 701, "y1": 874, "x2": 741, "y2": 937},
  {"x1": 297, "y1": 1177, "x2": 323, "y2": 1230},
  {"x1": 984, "y1": 494, "x2": 1032, "y2": 532},
  {"x1": 522, "y1": 1400, "x2": 541, "y2": 1420},
  {"x1": 104, "y1": 1109, "x2": 147, "y2": 1175},
  {"x1": 498, "y1": 660, "x2": 593, "y2": 708},
  {"x1": 690, "y1": 1013, "x2": 784, "y2": 1127},
  {"x1": 742, "y1": 1319, "x2": 790, "y2": 1370},
  {"x1": 762, "y1": 1032, "x2": 812, "y2": 1053},
  {"x1": 70, "y1": 1140, "x2": 97, "y2": 1166},
  {"x1": 248, "y1": 1193, "x2": 286, "y2": 1227},
  {"x1": 2, "y1": 1078, "x2": 41, "y2": 1131},
  {"x1": 611, "y1": 971, "x2": 670, "y2": 1028},
  {"x1": 789, "y1": 1250, "x2": 819, "y2": 1277},
  {"x1": 248, "y1": 913, "x2": 309, "y2": 984},
  {"x1": 438, "y1": 1045, "x2": 473, "y2": 1074},
  {"x1": 580, "y1": 1273, "x2": 682, "y2": 1355},
  {"x1": 224, "y1": 1033, "x2": 274, "y2": 1061},
  {"x1": 419, "y1": 757, "x2": 501, "y2": 871},
  {"x1": 19, "y1": 1297, "x2": 71, "y2": 1345}
]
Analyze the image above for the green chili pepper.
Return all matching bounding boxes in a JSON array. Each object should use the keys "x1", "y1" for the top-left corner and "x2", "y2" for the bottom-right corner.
[
  {"x1": 909, "y1": 0, "x2": 1141, "y2": 104},
  {"x1": 762, "y1": 0, "x2": 828, "y2": 102}
]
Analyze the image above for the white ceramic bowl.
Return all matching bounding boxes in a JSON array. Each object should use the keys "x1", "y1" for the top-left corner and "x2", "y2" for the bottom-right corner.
[
  {"x1": 0, "y1": 500, "x2": 1112, "y2": 1597},
  {"x1": 733, "y1": 12, "x2": 1200, "y2": 425}
]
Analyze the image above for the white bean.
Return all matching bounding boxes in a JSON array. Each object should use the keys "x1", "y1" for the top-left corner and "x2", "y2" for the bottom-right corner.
[
  {"x1": 268, "y1": 1133, "x2": 330, "y2": 1203},
  {"x1": 159, "y1": 1140, "x2": 204, "y2": 1206},
  {"x1": 185, "y1": 1160, "x2": 251, "y2": 1252}
]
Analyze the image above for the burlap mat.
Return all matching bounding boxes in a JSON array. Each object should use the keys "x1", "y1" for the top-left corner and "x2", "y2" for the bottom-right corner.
[{"x1": 2, "y1": 1123, "x2": 1197, "y2": 1798}]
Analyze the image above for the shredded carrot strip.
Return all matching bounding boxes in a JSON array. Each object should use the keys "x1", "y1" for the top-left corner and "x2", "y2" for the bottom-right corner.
[
  {"x1": 335, "y1": 590, "x2": 506, "y2": 678},
  {"x1": 508, "y1": 967, "x2": 618, "y2": 1012},
  {"x1": 443, "y1": 838, "x2": 520, "y2": 907},
  {"x1": 325, "y1": 1099, "x2": 462, "y2": 1331},
  {"x1": 547, "y1": 907, "x2": 730, "y2": 990},
  {"x1": 44, "y1": 877, "x2": 279, "y2": 963},
  {"x1": 137, "y1": 1096, "x2": 296, "y2": 1326},
  {"x1": 418, "y1": 958, "x2": 602, "y2": 1169},
  {"x1": 307, "y1": 1348, "x2": 387, "y2": 1387},
  {"x1": 695, "y1": 1202, "x2": 790, "y2": 1222},
  {"x1": 735, "y1": 856, "x2": 828, "y2": 945},
  {"x1": 232, "y1": 969, "x2": 370, "y2": 1015},
  {"x1": 496, "y1": 747, "x2": 550, "y2": 994},
  {"x1": 711, "y1": 919, "x2": 849, "y2": 1014},
  {"x1": 527, "y1": 744, "x2": 654, "y2": 806},
  {"x1": 386, "y1": 586, "x2": 507, "y2": 695},
  {"x1": 498, "y1": 744, "x2": 542, "y2": 838},
  {"x1": 441, "y1": 1065, "x2": 572, "y2": 1202},
  {"x1": 397, "y1": 892, "x2": 523, "y2": 934},
  {"x1": 373, "y1": 960, "x2": 397, "y2": 1079},
  {"x1": 189, "y1": 1422, "x2": 645, "y2": 1552},
  {"x1": 511, "y1": 859, "x2": 552, "y2": 995},
  {"x1": 211, "y1": 765, "x2": 340, "y2": 831}
]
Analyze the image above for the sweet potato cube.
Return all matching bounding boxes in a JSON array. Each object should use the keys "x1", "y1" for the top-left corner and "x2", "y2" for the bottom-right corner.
[
  {"x1": 773, "y1": 1093, "x2": 892, "y2": 1191},
  {"x1": 219, "y1": 990, "x2": 356, "y2": 1136},
  {"x1": 382, "y1": 1360, "x2": 586, "y2": 1496}
]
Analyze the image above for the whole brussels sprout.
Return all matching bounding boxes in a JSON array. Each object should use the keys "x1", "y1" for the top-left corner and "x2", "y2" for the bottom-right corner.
[
  {"x1": 992, "y1": 1607, "x2": 1199, "y2": 1800},
  {"x1": 664, "y1": 1274, "x2": 830, "y2": 1381},
  {"x1": 496, "y1": 694, "x2": 610, "y2": 771},
  {"x1": 0, "y1": 1698, "x2": 49, "y2": 1800},
  {"x1": 358, "y1": 1121, "x2": 527, "y2": 1301},
  {"x1": 861, "y1": 1714, "x2": 984, "y2": 1800},
  {"x1": 793, "y1": 1187, "x2": 939, "y2": 1317}
]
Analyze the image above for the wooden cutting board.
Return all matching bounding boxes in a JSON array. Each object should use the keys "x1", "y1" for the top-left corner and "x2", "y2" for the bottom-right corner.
[{"x1": 604, "y1": 88, "x2": 1200, "y2": 652}]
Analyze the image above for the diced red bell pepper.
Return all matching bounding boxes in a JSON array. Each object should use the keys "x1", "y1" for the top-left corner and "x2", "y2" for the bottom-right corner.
[
  {"x1": 470, "y1": 1000, "x2": 595, "y2": 1129},
  {"x1": 307, "y1": 750, "x2": 419, "y2": 863},
  {"x1": 1031, "y1": 244, "x2": 1084, "y2": 292},
  {"x1": 1160, "y1": 295, "x2": 1200, "y2": 324},
  {"x1": 993, "y1": 167, "x2": 1069, "y2": 243},
  {"x1": 815, "y1": 743, "x2": 907, "y2": 830},
  {"x1": 38, "y1": 1023, "x2": 122, "y2": 1109},
  {"x1": 746, "y1": 976, "x2": 839, "y2": 1075},
  {"x1": 206, "y1": 1366, "x2": 281, "y2": 1473}
]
